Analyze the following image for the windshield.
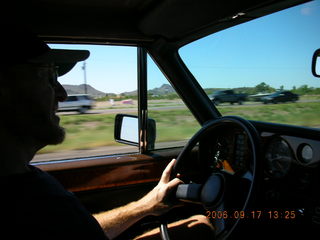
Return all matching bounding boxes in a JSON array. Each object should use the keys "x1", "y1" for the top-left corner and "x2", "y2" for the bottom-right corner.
[{"x1": 180, "y1": 1, "x2": 320, "y2": 128}]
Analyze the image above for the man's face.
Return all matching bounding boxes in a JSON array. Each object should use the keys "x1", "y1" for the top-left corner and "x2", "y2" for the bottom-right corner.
[{"x1": 1, "y1": 63, "x2": 68, "y2": 147}]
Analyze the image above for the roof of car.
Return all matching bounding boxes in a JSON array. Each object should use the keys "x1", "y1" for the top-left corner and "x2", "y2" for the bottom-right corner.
[
  {"x1": 67, "y1": 94, "x2": 91, "y2": 97},
  {"x1": 8, "y1": 0, "x2": 310, "y2": 47}
]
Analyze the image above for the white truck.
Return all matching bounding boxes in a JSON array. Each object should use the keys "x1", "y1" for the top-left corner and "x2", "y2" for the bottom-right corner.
[{"x1": 58, "y1": 94, "x2": 95, "y2": 114}]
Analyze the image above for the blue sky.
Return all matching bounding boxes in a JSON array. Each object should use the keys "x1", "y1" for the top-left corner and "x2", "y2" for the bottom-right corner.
[
  {"x1": 50, "y1": 44, "x2": 138, "y2": 93},
  {"x1": 180, "y1": 0, "x2": 320, "y2": 90},
  {"x1": 51, "y1": 1, "x2": 320, "y2": 94}
]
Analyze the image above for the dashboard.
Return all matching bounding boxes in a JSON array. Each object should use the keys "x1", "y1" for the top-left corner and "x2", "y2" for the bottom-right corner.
[
  {"x1": 207, "y1": 123, "x2": 320, "y2": 225},
  {"x1": 263, "y1": 134, "x2": 320, "y2": 177}
]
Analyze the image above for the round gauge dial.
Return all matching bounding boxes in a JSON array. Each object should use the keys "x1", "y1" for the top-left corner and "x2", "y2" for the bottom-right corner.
[
  {"x1": 265, "y1": 138, "x2": 293, "y2": 179},
  {"x1": 298, "y1": 144, "x2": 313, "y2": 164}
]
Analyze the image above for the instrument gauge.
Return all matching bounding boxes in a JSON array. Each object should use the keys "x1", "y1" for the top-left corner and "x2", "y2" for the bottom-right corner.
[
  {"x1": 265, "y1": 138, "x2": 293, "y2": 179},
  {"x1": 297, "y1": 144, "x2": 313, "y2": 164}
]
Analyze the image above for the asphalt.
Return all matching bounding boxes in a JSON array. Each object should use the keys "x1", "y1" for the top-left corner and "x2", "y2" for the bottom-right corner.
[{"x1": 57, "y1": 99, "x2": 320, "y2": 115}]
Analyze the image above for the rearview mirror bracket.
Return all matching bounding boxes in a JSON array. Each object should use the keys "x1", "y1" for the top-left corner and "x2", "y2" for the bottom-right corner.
[{"x1": 312, "y1": 48, "x2": 320, "y2": 78}]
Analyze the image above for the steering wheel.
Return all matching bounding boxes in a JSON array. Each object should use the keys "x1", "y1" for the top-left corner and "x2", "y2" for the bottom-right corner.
[{"x1": 160, "y1": 116, "x2": 261, "y2": 240}]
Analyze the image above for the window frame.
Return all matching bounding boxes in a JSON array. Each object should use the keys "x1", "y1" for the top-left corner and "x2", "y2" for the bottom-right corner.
[{"x1": 137, "y1": 47, "x2": 149, "y2": 153}]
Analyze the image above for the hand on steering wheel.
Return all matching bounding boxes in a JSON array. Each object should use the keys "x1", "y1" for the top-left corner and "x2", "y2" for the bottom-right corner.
[{"x1": 141, "y1": 159, "x2": 184, "y2": 216}]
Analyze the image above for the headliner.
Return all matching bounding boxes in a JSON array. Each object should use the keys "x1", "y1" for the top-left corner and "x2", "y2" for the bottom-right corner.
[{"x1": 5, "y1": 0, "x2": 310, "y2": 47}]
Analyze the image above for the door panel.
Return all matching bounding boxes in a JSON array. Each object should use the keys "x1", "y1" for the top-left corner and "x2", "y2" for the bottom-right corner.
[{"x1": 34, "y1": 148, "x2": 182, "y2": 212}]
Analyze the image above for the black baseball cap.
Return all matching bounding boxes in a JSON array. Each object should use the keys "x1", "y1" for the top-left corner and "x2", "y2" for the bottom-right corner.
[
  {"x1": 29, "y1": 48, "x2": 90, "y2": 77},
  {"x1": 1, "y1": 24, "x2": 90, "y2": 76}
]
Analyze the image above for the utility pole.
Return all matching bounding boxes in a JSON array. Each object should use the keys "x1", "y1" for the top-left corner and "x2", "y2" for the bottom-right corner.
[{"x1": 82, "y1": 61, "x2": 87, "y2": 94}]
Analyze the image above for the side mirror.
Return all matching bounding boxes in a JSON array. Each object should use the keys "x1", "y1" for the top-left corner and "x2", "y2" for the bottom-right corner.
[
  {"x1": 114, "y1": 114, "x2": 156, "y2": 150},
  {"x1": 312, "y1": 49, "x2": 320, "y2": 78}
]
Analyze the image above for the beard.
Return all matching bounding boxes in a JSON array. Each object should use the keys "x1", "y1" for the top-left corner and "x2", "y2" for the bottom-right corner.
[
  {"x1": 6, "y1": 110, "x2": 66, "y2": 148},
  {"x1": 30, "y1": 113, "x2": 66, "y2": 146},
  {"x1": 34, "y1": 120, "x2": 66, "y2": 145}
]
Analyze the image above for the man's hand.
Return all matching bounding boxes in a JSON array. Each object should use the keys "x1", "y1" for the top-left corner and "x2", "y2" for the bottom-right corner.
[
  {"x1": 139, "y1": 159, "x2": 184, "y2": 216},
  {"x1": 94, "y1": 159, "x2": 183, "y2": 239}
]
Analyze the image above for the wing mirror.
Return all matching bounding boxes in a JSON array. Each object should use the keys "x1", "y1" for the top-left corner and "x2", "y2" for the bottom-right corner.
[
  {"x1": 312, "y1": 49, "x2": 320, "y2": 78},
  {"x1": 114, "y1": 114, "x2": 156, "y2": 150}
]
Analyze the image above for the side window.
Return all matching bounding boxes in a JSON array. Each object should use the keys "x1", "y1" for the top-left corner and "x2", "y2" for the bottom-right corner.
[
  {"x1": 147, "y1": 54, "x2": 200, "y2": 149},
  {"x1": 67, "y1": 96, "x2": 77, "y2": 101},
  {"x1": 33, "y1": 45, "x2": 138, "y2": 162}
]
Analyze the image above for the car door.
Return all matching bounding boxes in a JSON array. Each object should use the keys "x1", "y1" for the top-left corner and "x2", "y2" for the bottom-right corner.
[
  {"x1": 278, "y1": 92, "x2": 287, "y2": 102},
  {"x1": 58, "y1": 96, "x2": 78, "y2": 111}
]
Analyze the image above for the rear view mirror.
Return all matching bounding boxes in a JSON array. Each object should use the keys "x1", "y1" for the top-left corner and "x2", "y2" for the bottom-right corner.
[
  {"x1": 312, "y1": 49, "x2": 320, "y2": 78},
  {"x1": 114, "y1": 114, "x2": 156, "y2": 150}
]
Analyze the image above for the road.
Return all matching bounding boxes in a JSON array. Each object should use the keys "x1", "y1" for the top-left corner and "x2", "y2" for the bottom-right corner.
[
  {"x1": 58, "y1": 99, "x2": 320, "y2": 115},
  {"x1": 57, "y1": 105, "x2": 187, "y2": 115}
]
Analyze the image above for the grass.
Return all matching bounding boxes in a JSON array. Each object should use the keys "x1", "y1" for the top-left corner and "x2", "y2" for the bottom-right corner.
[
  {"x1": 300, "y1": 95, "x2": 320, "y2": 100},
  {"x1": 217, "y1": 102, "x2": 320, "y2": 127},
  {"x1": 149, "y1": 109, "x2": 201, "y2": 142},
  {"x1": 38, "y1": 101, "x2": 320, "y2": 154}
]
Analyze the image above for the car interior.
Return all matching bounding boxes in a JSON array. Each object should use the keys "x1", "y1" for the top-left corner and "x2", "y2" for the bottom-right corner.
[{"x1": 6, "y1": 0, "x2": 320, "y2": 239}]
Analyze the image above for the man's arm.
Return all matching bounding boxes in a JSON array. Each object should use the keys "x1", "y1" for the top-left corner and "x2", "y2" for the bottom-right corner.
[{"x1": 94, "y1": 159, "x2": 183, "y2": 239}]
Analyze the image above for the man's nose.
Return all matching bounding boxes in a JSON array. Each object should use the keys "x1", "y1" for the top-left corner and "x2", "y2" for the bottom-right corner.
[{"x1": 55, "y1": 81, "x2": 68, "y2": 102}]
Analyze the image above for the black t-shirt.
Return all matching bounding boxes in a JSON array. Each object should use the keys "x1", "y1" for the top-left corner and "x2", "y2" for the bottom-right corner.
[{"x1": 0, "y1": 166, "x2": 108, "y2": 240}]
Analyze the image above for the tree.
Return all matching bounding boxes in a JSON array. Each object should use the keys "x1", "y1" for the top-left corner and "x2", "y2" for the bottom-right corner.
[{"x1": 254, "y1": 82, "x2": 275, "y2": 93}]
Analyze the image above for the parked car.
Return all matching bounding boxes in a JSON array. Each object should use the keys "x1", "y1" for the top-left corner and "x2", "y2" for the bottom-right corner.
[
  {"x1": 261, "y1": 91, "x2": 299, "y2": 104},
  {"x1": 210, "y1": 90, "x2": 247, "y2": 105},
  {"x1": 58, "y1": 94, "x2": 95, "y2": 113}
]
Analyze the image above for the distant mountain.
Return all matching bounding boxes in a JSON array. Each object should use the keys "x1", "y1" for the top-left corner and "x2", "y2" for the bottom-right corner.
[
  {"x1": 62, "y1": 84, "x2": 106, "y2": 98},
  {"x1": 121, "y1": 84, "x2": 175, "y2": 96},
  {"x1": 149, "y1": 84, "x2": 175, "y2": 95},
  {"x1": 121, "y1": 89, "x2": 137, "y2": 96},
  {"x1": 62, "y1": 83, "x2": 176, "y2": 98}
]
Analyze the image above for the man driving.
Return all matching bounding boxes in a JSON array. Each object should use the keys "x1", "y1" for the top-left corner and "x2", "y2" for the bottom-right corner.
[{"x1": 0, "y1": 25, "x2": 214, "y2": 239}]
